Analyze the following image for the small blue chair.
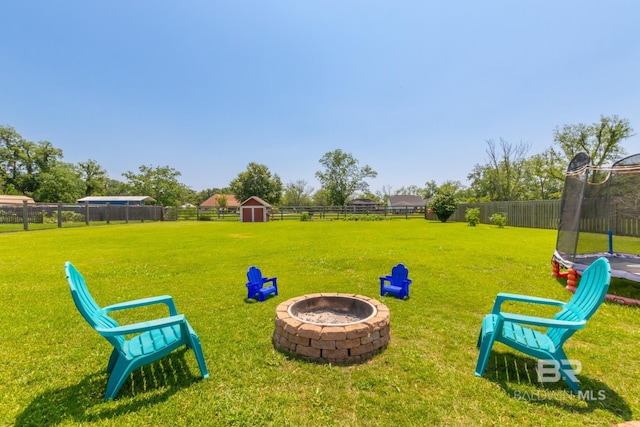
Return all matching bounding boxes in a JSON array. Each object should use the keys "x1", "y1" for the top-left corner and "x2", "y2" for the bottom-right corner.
[
  {"x1": 380, "y1": 263, "x2": 412, "y2": 299},
  {"x1": 246, "y1": 266, "x2": 278, "y2": 302},
  {"x1": 65, "y1": 261, "x2": 209, "y2": 401},
  {"x1": 475, "y1": 257, "x2": 611, "y2": 393}
]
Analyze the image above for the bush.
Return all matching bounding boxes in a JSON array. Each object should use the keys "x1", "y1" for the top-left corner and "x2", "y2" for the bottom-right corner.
[
  {"x1": 42, "y1": 211, "x2": 56, "y2": 224},
  {"x1": 428, "y1": 191, "x2": 458, "y2": 222},
  {"x1": 465, "y1": 207, "x2": 480, "y2": 226},
  {"x1": 490, "y1": 213, "x2": 508, "y2": 228},
  {"x1": 300, "y1": 212, "x2": 311, "y2": 221},
  {"x1": 60, "y1": 211, "x2": 85, "y2": 223}
]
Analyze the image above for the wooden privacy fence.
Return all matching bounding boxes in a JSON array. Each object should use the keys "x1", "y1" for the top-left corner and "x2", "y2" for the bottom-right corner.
[{"x1": 451, "y1": 200, "x2": 561, "y2": 230}]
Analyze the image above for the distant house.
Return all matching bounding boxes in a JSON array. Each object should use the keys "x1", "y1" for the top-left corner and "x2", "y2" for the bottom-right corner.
[
  {"x1": 77, "y1": 196, "x2": 156, "y2": 205},
  {"x1": 347, "y1": 198, "x2": 382, "y2": 208},
  {"x1": 347, "y1": 198, "x2": 382, "y2": 212},
  {"x1": 200, "y1": 194, "x2": 240, "y2": 210},
  {"x1": 388, "y1": 195, "x2": 428, "y2": 213},
  {"x1": 0, "y1": 195, "x2": 35, "y2": 205},
  {"x1": 240, "y1": 196, "x2": 272, "y2": 222}
]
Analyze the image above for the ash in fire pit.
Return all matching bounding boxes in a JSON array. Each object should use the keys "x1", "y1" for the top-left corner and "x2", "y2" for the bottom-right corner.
[
  {"x1": 294, "y1": 309, "x2": 363, "y2": 325},
  {"x1": 288, "y1": 295, "x2": 376, "y2": 326},
  {"x1": 273, "y1": 293, "x2": 390, "y2": 364}
]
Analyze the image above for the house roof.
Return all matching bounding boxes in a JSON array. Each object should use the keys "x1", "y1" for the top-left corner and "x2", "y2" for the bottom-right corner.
[
  {"x1": 77, "y1": 196, "x2": 156, "y2": 203},
  {"x1": 240, "y1": 196, "x2": 272, "y2": 207},
  {"x1": 0, "y1": 195, "x2": 35, "y2": 205},
  {"x1": 388, "y1": 195, "x2": 427, "y2": 206},
  {"x1": 200, "y1": 194, "x2": 240, "y2": 207},
  {"x1": 347, "y1": 198, "x2": 381, "y2": 205}
]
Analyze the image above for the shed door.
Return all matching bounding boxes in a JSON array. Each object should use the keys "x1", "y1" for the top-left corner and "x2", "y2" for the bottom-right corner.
[
  {"x1": 242, "y1": 208, "x2": 253, "y2": 222},
  {"x1": 254, "y1": 207, "x2": 265, "y2": 222}
]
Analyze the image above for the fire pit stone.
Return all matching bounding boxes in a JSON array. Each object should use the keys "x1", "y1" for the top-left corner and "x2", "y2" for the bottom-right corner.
[{"x1": 273, "y1": 293, "x2": 390, "y2": 364}]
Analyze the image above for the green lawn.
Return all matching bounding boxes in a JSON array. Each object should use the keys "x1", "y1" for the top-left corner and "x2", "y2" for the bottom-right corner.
[{"x1": 2, "y1": 220, "x2": 640, "y2": 426}]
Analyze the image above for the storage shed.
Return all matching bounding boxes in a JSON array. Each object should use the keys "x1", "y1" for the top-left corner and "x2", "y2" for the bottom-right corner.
[{"x1": 240, "y1": 196, "x2": 272, "y2": 222}]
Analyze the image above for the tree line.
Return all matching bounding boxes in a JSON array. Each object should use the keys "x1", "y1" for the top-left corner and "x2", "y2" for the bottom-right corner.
[{"x1": 0, "y1": 115, "x2": 634, "y2": 207}]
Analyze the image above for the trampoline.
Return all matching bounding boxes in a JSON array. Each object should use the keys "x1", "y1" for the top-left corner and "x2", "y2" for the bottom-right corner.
[{"x1": 552, "y1": 152, "x2": 640, "y2": 304}]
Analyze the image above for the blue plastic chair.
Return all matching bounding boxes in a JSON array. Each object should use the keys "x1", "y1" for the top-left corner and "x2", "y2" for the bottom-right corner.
[
  {"x1": 65, "y1": 262, "x2": 209, "y2": 401},
  {"x1": 475, "y1": 257, "x2": 611, "y2": 393},
  {"x1": 246, "y1": 266, "x2": 278, "y2": 302},
  {"x1": 380, "y1": 263, "x2": 412, "y2": 299}
]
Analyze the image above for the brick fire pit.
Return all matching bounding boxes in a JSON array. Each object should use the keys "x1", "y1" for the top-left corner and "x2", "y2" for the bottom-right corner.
[{"x1": 273, "y1": 293, "x2": 390, "y2": 364}]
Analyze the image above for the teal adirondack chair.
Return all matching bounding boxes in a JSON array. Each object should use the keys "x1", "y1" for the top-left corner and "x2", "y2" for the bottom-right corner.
[
  {"x1": 475, "y1": 257, "x2": 610, "y2": 393},
  {"x1": 65, "y1": 261, "x2": 209, "y2": 401}
]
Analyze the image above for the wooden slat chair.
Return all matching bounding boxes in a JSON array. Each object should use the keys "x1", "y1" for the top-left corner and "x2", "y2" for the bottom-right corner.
[
  {"x1": 245, "y1": 266, "x2": 278, "y2": 302},
  {"x1": 65, "y1": 261, "x2": 209, "y2": 401},
  {"x1": 475, "y1": 257, "x2": 611, "y2": 393},
  {"x1": 380, "y1": 263, "x2": 412, "y2": 300}
]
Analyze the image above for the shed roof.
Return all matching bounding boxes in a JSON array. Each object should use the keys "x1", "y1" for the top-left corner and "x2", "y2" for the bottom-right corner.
[
  {"x1": 0, "y1": 195, "x2": 35, "y2": 205},
  {"x1": 347, "y1": 198, "x2": 382, "y2": 206},
  {"x1": 240, "y1": 196, "x2": 272, "y2": 207}
]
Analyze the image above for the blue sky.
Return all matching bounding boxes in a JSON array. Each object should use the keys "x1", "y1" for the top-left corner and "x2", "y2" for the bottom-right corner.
[{"x1": 2, "y1": 1, "x2": 640, "y2": 194}]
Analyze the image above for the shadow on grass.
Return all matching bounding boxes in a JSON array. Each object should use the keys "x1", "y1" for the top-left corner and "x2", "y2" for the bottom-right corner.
[
  {"x1": 14, "y1": 349, "x2": 203, "y2": 426},
  {"x1": 243, "y1": 294, "x2": 278, "y2": 304},
  {"x1": 482, "y1": 350, "x2": 632, "y2": 421}
]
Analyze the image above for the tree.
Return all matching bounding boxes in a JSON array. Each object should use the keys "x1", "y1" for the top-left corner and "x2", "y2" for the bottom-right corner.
[
  {"x1": 428, "y1": 190, "x2": 458, "y2": 222},
  {"x1": 315, "y1": 149, "x2": 377, "y2": 206},
  {"x1": 33, "y1": 161, "x2": 84, "y2": 203},
  {"x1": 0, "y1": 125, "x2": 63, "y2": 196},
  {"x1": 395, "y1": 185, "x2": 423, "y2": 196},
  {"x1": 104, "y1": 178, "x2": 130, "y2": 196},
  {"x1": 312, "y1": 188, "x2": 330, "y2": 206},
  {"x1": 423, "y1": 180, "x2": 439, "y2": 199},
  {"x1": 228, "y1": 162, "x2": 283, "y2": 204},
  {"x1": 122, "y1": 164, "x2": 191, "y2": 206},
  {"x1": 553, "y1": 115, "x2": 634, "y2": 181},
  {"x1": 282, "y1": 180, "x2": 314, "y2": 206},
  {"x1": 77, "y1": 159, "x2": 108, "y2": 196},
  {"x1": 216, "y1": 195, "x2": 228, "y2": 210},
  {"x1": 526, "y1": 150, "x2": 564, "y2": 200},
  {"x1": 467, "y1": 138, "x2": 531, "y2": 201},
  {"x1": 375, "y1": 185, "x2": 394, "y2": 205}
]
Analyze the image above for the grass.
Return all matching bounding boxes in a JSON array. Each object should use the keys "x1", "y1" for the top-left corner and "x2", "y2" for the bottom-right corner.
[{"x1": 2, "y1": 220, "x2": 640, "y2": 426}]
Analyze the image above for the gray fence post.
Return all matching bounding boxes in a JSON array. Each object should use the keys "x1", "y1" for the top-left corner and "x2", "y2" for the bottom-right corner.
[
  {"x1": 106, "y1": 202, "x2": 110, "y2": 224},
  {"x1": 57, "y1": 203, "x2": 62, "y2": 228},
  {"x1": 84, "y1": 201, "x2": 90, "y2": 225},
  {"x1": 22, "y1": 200, "x2": 28, "y2": 231}
]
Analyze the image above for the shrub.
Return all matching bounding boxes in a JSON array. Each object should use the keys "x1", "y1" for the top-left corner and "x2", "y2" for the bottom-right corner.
[
  {"x1": 300, "y1": 212, "x2": 311, "y2": 221},
  {"x1": 490, "y1": 213, "x2": 508, "y2": 228},
  {"x1": 428, "y1": 191, "x2": 458, "y2": 222},
  {"x1": 465, "y1": 207, "x2": 480, "y2": 226},
  {"x1": 60, "y1": 211, "x2": 85, "y2": 223}
]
